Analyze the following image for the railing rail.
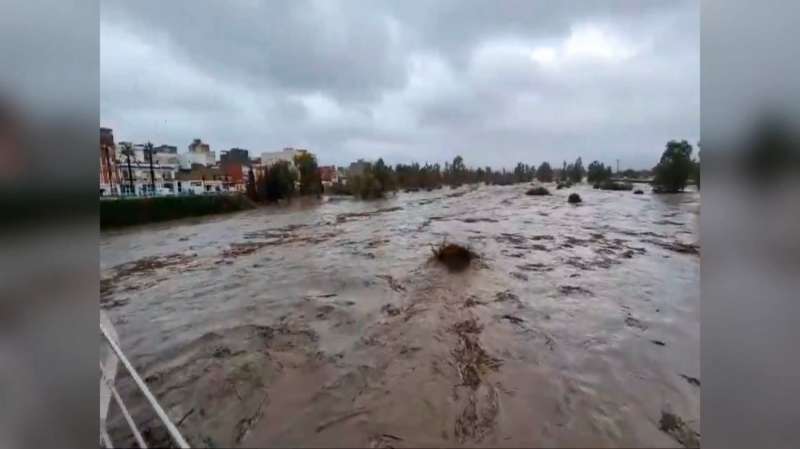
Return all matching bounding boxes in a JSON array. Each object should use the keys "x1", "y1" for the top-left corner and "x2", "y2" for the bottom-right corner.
[{"x1": 100, "y1": 321, "x2": 189, "y2": 448}]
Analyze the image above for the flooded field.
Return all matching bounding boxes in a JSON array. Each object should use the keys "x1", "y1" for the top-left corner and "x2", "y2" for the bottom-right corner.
[{"x1": 101, "y1": 183, "x2": 700, "y2": 448}]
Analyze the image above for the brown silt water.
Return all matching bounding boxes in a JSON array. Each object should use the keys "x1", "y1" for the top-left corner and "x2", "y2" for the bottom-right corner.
[{"x1": 101, "y1": 183, "x2": 699, "y2": 448}]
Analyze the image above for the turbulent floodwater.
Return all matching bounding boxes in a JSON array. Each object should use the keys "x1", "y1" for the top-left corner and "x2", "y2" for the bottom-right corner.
[{"x1": 101, "y1": 184, "x2": 700, "y2": 448}]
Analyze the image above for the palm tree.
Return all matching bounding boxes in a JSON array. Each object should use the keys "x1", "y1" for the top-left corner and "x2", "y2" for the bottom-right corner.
[
  {"x1": 120, "y1": 142, "x2": 135, "y2": 196},
  {"x1": 145, "y1": 142, "x2": 156, "y2": 196}
]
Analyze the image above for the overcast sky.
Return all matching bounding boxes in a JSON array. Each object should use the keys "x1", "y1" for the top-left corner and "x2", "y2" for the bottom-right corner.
[{"x1": 100, "y1": 0, "x2": 698, "y2": 169}]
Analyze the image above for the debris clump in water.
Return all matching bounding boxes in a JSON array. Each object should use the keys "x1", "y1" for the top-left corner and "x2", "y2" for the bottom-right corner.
[
  {"x1": 432, "y1": 242, "x2": 478, "y2": 272},
  {"x1": 659, "y1": 411, "x2": 701, "y2": 448},
  {"x1": 525, "y1": 186, "x2": 550, "y2": 196}
]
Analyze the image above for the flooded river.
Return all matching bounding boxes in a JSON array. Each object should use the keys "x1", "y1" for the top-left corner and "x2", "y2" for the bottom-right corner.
[{"x1": 101, "y1": 183, "x2": 700, "y2": 448}]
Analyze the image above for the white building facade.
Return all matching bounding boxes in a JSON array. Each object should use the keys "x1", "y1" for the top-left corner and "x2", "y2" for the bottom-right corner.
[
  {"x1": 116, "y1": 161, "x2": 178, "y2": 196},
  {"x1": 259, "y1": 147, "x2": 308, "y2": 169}
]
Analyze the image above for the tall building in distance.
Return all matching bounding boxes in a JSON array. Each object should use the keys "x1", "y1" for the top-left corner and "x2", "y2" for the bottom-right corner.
[
  {"x1": 260, "y1": 147, "x2": 308, "y2": 168},
  {"x1": 180, "y1": 138, "x2": 216, "y2": 168},
  {"x1": 188, "y1": 138, "x2": 210, "y2": 154},
  {"x1": 154, "y1": 144, "x2": 177, "y2": 154},
  {"x1": 220, "y1": 147, "x2": 250, "y2": 165}
]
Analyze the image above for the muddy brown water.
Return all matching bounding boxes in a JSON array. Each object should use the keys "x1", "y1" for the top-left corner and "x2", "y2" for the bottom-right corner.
[{"x1": 101, "y1": 183, "x2": 700, "y2": 448}]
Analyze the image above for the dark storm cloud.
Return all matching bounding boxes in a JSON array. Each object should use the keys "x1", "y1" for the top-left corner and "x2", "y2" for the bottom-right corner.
[{"x1": 101, "y1": 0, "x2": 698, "y2": 168}]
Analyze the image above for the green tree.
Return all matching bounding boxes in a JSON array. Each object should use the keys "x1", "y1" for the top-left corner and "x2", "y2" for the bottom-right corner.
[
  {"x1": 513, "y1": 162, "x2": 528, "y2": 183},
  {"x1": 373, "y1": 158, "x2": 396, "y2": 192},
  {"x1": 293, "y1": 152, "x2": 322, "y2": 196},
  {"x1": 246, "y1": 166, "x2": 257, "y2": 201},
  {"x1": 569, "y1": 157, "x2": 585, "y2": 183},
  {"x1": 536, "y1": 162, "x2": 554, "y2": 182},
  {"x1": 145, "y1": 141, "x2": 156, "y2": 195},
  {"x1": 450, "y1": 155, "x2": 465, "y2": 185},
  {"x1": 587, "y1": 161, "x2": 612, "y2": 184},
  {"x1": 349, "y1": 165, "x2": 382, "y2": 199},
  {"x1": 119, "y1": 142, "x2": 135, "y2": 196},
  {"x1": 653, "y1": 140, "x2": 694, "y2": 192},
  {"x1": 261, "y1": 160, "x2": 297, "y2": 201},
  {"x1": 559, "y1": 161, "x2": 568, "y2": 182}
]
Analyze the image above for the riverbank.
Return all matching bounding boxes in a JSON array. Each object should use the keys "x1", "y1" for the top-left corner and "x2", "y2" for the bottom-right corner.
[{"x1": 100, "y1": 194, "x2": 256, "y2": 228}]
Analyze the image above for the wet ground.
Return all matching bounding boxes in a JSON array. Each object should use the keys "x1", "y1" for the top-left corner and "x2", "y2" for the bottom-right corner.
[{"x1": 101, "y1": 183, "x2": 700, "y2": 448}]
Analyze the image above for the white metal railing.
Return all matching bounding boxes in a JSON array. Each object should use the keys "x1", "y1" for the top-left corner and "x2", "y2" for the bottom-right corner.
[{"x1": 100, "y1": 318, "x2": 189, "y2": 448}]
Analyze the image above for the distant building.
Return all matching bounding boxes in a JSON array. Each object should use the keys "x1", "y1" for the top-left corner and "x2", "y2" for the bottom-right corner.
[
  {"x1": 347, "y1": 159, "x2": 370, "y2": 177},
  {"x1": 154, "y1": 144, "x2": 177, "y2": 154},
  {"x1": 260, "y1": 147, "x2": 308, "y2": 168},
  {"x1": 119, "y1": 143, "x2": 148, "y2": 163},
  {"x1": 336, "y1": 166, "x2": 349, "y2": 184},
  {"x1": 107, "y1": 138, "x2": 180, "y2": 196},
  {"x1": 154, "y1": 153, "x2": 178, "y2": 166},
  {"x1": 319, "y1": 165, "x2": 338, "y2": 187},
  {"x1": 220, "y1": 162, "x2": 246, "y2": 192},
  {"x1": 115, "y1": 141, "x2": 132, "y2": 161},
  {"x1": 220, "y1": 148, "x2": 250, "y2": 192},
  {"x1": 220, "y1": 148, "x2": 250, "y2": 165},
  {"x1": 118, "y1": 161, "x2": 178, "y2": 196},
  {"x1": 188, "y1": 138, "x2": 210, "y2": 154},
  {"x1": 99, "y1": 127, "x2": 121, "y2": 196},
  {"x1": 175, "y1": 165, "x2": 238, "y2": 195},
  {"x1": 187, "y1": 138, "x2": 216, "y2": 166},
  {"x1": 151, "y1": 145, "x2": 178, "y2": 165},
  {"x1": 178, "y1": 152, "x2": 209, "y2": 170}
]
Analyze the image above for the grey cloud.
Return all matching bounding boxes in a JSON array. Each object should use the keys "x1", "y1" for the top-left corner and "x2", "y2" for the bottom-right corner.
[
  {"x1": 101, "y1": 0, "x2": 698, "y2": 169},
  {"x1": 102, "y1": 0, "x2": 409, "y2": 104}
]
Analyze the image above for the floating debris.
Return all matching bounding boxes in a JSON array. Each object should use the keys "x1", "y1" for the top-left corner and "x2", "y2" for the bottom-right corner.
[
  {"x1": 558, "y1": 285, "x2": 594, "y2": 296},
  {"x1": 525, "y1": 186, "x2": 550, "y2": 196},
  {"x1": 680, "y1": 374, "x2": 701, "y2": 387},
  {"x1": 659, "y1": 411, "x2": 700, "y2": 448},
  {"x1": 500, "y1": 314, "x2": 525, "y2": 325},
  {"x1": 431, "y1": 242, "x2": 478, "y2": 272}
]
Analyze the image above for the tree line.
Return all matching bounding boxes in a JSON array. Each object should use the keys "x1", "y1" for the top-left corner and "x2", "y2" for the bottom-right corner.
[
  {"x1": 337, "y1": 155, "x2": 593, "y2": 198},
  {"x1": 246, "y1": 152, "x2": 323, "y2": 202},
  {"x1": 245, "y1": 140, "x2": 700, "y2": 202}
]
